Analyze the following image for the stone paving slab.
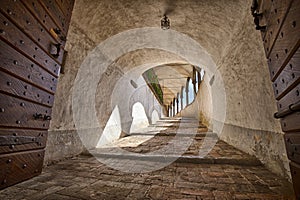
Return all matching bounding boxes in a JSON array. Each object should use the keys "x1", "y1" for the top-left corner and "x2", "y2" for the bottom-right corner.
[
  {"x1": 0, "y1": 118, "x2": 295, "y2": 199},
  {"x1": 0, "y1": 155, "x2": 294, "y2": 200}
]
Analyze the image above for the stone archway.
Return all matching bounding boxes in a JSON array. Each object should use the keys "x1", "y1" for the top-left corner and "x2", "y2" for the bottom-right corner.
[
  {"x1": 129, "y1": 102, "x2": 149, "y2": 133},
  {"x1": 151, "y1": 110, "x2": 160, "y2": 124}
]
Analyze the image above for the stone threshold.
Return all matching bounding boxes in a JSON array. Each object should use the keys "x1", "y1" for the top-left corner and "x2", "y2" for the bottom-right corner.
[
  {"x1": 129, "y1": 131, "x2": 217, "y2": 137},
  {"x1": 90, "y1": 150, "x2": 261, "y2": 166},
  {"x1": 148, "y1": 125, "x2": 207, "y2": 128}
]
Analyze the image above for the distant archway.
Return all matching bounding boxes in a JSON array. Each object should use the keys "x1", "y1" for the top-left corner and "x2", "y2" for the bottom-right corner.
[
  {"x1": 129, "y1": 102, "x2": 149, "y2": 133},
  {"x1": 151, "y1": 110, "x2": 160, "y2": 124}
]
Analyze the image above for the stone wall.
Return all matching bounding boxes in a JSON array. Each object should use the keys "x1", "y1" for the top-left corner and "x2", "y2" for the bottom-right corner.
[
  {"x1": 45, "y1": 22, "x2": 96, "y2": 164},
  {"x1": 216, "y1": 8, "x2": 290, "y2": 179},
  {"x1": 181, "y1": 3, "x2": 289, "y2": 179}
]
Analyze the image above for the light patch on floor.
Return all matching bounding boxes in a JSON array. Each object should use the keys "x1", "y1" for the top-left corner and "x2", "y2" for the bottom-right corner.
[
  {"x1": 96, "y1": 105, "x2": 122, "y2": 148},
  {"x1": 103, "y1": 135, "x2": 155, "y2": 148}
]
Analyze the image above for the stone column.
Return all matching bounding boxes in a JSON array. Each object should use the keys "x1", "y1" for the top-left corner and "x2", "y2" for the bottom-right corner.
[
  {"x1": 180, "y1": 88, "x2": 183, "y2": 111},
  {"x1": 197, "y1": 71, "x2": 201, "y2": 89},
  {"x1": 186, "y1": 77, "x2": 190, "y2": 105},
  {"x1": 192, "y1": 67, "x2": 197, "y2": 96},
  {"x1": 176, "y1": 98, "x2": 179, "y2": 114},
  {"x1": 167, "y1": 105, "x2": 169, "y2": 117},
  {"x1": 173, "y1": 99, "x2": 176, "y2": 116}
]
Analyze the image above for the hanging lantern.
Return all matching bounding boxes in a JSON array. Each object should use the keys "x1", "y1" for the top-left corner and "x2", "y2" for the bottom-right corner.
[{"x1": 161, "y1": 15, "x2": 170, "y2": 30}]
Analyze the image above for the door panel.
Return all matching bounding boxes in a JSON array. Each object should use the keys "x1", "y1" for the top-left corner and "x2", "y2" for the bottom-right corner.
[
  {"x1": 254, "y1": 0, "x2": 300, "y2": 198},
  {"x1": 290, "y1": 162, "x2": 300, "y2": 198},
  {"x1": 0, "y1": 129, "x2": 47, "y2": 154},
  {"x1": 277, "y1": 84, "x2": 300, "y2": 111},
  {"x1": 285, "y1": 133, "x2": 300, "y2": 163},
  {"x1": 0, "y1": 149, "x2": 44, "y2": 189},
  {"x1": 38, "y1": 0, "x2": 68, "y2": 35},
  {"x1": 21, "y1": 0, "x2": 66, "y2": 45},
  {"x1": 0, "y1": 0, "x2": 74, "y2": 189},
  {"x1": 266, "y1": 0, "x2": 300, "y2": 80},
  {"x1": 260, "y1": 0, "x2": 293, "y2": 56},
  {"x1": 55, "y1": 0, "x2": 74, "y2": 24},
  {"x1": 0, "y1": 0, "x2": 65, "y2": 64},
  {"x1": 0, "y1": 71, "x2": 55, "y2": 107},
  {"x1": 257, "y1": 0, "x2": 273, "y2": 40},
  {"x1": 0, "y1": 13, "x2": 60, "y2": 76},
  {"x1": 281, "y1": 112, "x2": 300, "y2": 132},
  {"x1": 272, "y1": 47, "x2": 300, "y2": 100},
  {"x1": 0, "y1": 40, "x2": 58, "y2": 94},
  {"x1": 0, "y1": 93, "x2": 52, "y2": 129}
]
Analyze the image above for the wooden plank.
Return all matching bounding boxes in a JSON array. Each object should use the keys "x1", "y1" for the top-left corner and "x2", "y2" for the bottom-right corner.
[
  {"x1": 290, "y1": 161, "x2": 300, "y2": 198},
  {"x1": 281, "y1": 111, "x2": 300, "y2": 132},
  {"x1": 55, "y1": 0, "x2": 75, "y2": 26},
  {"x1": 38, "y1": 0, "x2": 68, "y2": 35},
  {"x1": 0, "y1": 13, "x2": 60, "y2": 77},
  {"x1": 258, "y1": 0, "x2": 273, "y2": 40},
  {"x1": 0, "y1": 0, "x2": 65, "y2": 64},
  {"x1": 273, "y1": 46, "x2": 300, "y2": 100},
  {"x1": 262, "y1": 0, "x2": 293, "y2": 56},
  {"x1": 0, "y1": 70, "x2": 54, "y2": 107},
  {"x1": 0, "y1": 129, "x2": 47, "y2": 154},
  {"x1": 61, "y1": 0, "x2": 75, "y2": 31},
  {"x1": 277, "y1": 84, "x2": 300, "y2": 111},
  {"x1": 20, "y1": 0, "x2": 66, "y2": 44},
  {"x1": 0, "y1": 40, "x2": 57, "y2": 94},
  {"x1": 0, "y1": 93, "x2": 52, "y2": 129},
  {"x1": 0, "y1": 149, "x2": 44, "y2": 189},
  {"x1": 267, "y1": 0, "x2": 300, "y2": 80},
  {"x1": 285, "y1": 132, "x2": 300, "y2": 164},
  {"x1": 55, "y1": 0, "x2": 69, "y2": 16}
]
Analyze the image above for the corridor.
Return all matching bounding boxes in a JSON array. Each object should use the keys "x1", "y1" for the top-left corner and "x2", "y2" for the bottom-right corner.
[
  {"x1": 0, "y1": 118, "x2": 294, "y2": 199},
  {"x1": 1, "y1": 0, "x2": 299, "y2": 198}
]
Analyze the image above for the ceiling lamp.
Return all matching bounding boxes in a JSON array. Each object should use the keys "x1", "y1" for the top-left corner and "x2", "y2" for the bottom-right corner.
[{"x1": 161, "y1": 15, "x2": 170, "y2": 30}]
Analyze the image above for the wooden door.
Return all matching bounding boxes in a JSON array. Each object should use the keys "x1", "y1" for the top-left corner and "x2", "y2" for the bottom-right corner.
[
  {"x1": 253, "y1": 0, "x2": 300, "y2": 198},
  {"x1": 0, "y1": 0, "x2": 74, "y2": 189}
]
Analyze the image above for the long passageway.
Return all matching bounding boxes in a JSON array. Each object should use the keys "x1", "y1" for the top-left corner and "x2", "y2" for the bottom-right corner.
[{"x1": 0, "y1": 118, "x2": 294, "y2": 199}]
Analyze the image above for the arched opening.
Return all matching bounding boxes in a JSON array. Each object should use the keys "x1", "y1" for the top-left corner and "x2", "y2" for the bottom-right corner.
[
  {"x1": 151, "y1": 110, "x2": 160, "y2": 124},
  {"x1": 129, "y1": 102, "x2": 149, "y2": 133}
]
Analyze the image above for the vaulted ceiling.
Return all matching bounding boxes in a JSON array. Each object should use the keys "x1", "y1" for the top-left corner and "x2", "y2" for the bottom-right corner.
[{"x1": 70, "y1": 0, "x2": 248, "y2": 63}]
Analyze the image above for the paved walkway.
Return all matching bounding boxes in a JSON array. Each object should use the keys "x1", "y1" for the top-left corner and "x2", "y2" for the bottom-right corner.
[{"x1": 0, "y1": 118, "x2": 295, "y2": 199}]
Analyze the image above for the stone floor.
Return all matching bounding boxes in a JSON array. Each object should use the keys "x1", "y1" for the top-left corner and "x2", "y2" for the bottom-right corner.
[{"x1": 0, "y1": 118, "x2": 295, "y2": 199}]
